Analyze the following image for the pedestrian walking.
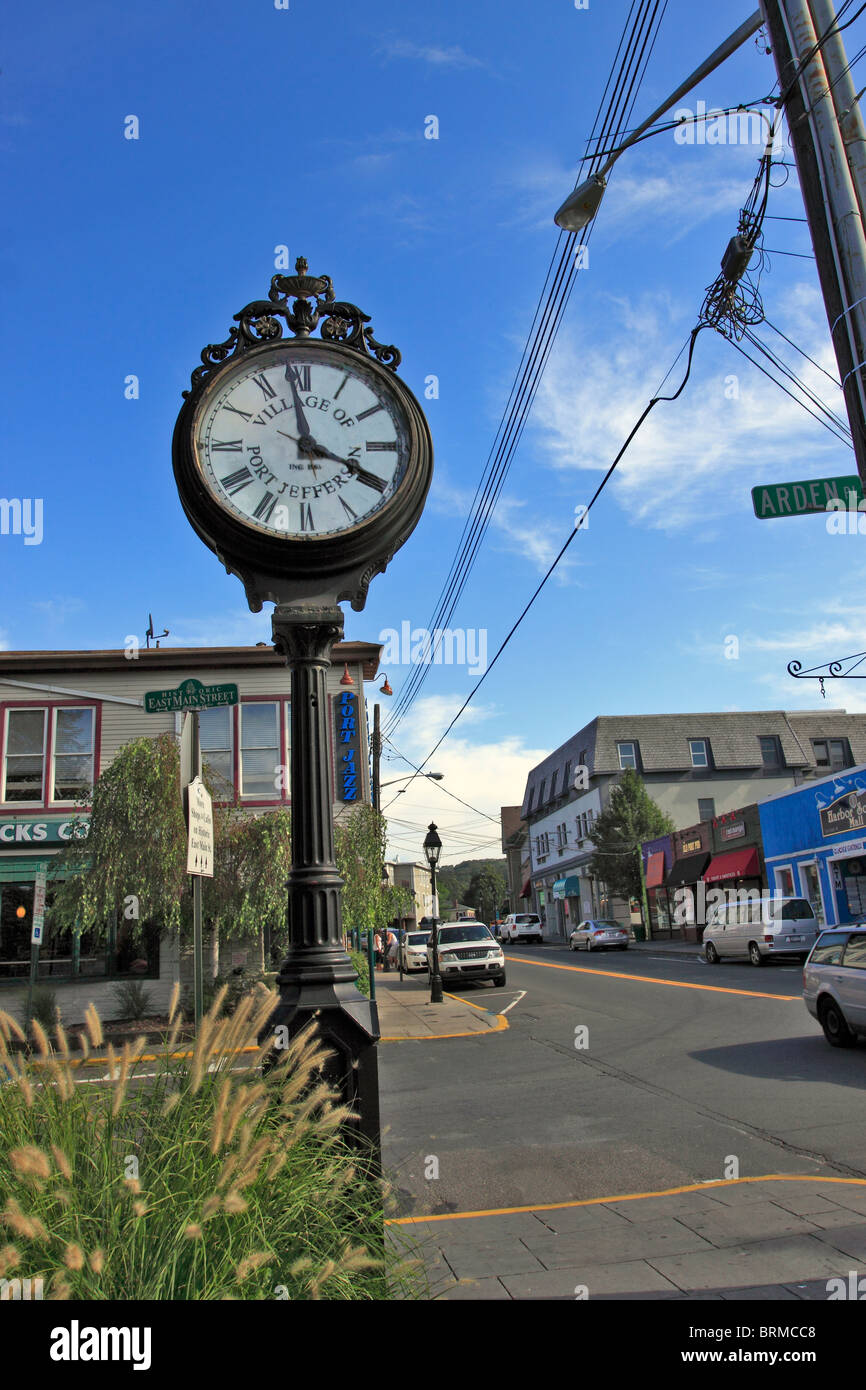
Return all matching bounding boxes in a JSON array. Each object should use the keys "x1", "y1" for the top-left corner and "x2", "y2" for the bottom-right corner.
[{"x1": 373, "y1": 930, "x2": 383, "y2": 969}]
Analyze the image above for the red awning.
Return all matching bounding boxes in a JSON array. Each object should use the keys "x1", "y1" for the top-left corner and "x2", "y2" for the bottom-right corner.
[
  {"x1": 645, "y1": 851, "x2": 666, "y2": 889},
  {"x1": 520, "y1": 879, "x2": 532, "y2": 898},
  {"x1": 703, "y1": 848, "x2": 760, "y2": 883}
]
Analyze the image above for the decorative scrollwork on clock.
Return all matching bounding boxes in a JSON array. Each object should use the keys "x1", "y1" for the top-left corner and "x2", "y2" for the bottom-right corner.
[{"x1": 184, "y1": 256, "x2": 401, "y2": 397}]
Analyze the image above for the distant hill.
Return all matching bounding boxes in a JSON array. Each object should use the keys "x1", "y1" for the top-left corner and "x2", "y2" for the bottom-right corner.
[{"x1": 436, "y1": 857, "x2": 508, "y2": 914}]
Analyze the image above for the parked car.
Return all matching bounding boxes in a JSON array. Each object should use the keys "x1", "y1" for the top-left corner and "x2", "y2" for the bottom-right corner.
[
  {"x1": 500, "y1": 912, "x2": 543, "y2": 944},
  {"x1": 703, "y1": 895, "x2": 819, "y2": 967},
  {"x1": 569, "y1": 919, "x2": 630, "y2": 952},
  {"x1": 399, "y1": 929, "x2": 431, "y2": 973},
  {"x1": 803, "y1": 926, "x2": 866, "y2": 1046},
  {"x1": 426, "y1": 922, "x2": 506, "y2": 986}
]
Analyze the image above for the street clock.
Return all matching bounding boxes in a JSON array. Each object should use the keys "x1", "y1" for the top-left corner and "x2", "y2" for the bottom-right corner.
[{"x1": 172, "y1": 258, "x2": 433, "y2": 612}]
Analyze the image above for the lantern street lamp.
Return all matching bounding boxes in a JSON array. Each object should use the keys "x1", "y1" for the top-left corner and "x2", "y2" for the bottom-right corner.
[{"x1": 423, "y1": 822, "x2": 444, "y2": 1004}]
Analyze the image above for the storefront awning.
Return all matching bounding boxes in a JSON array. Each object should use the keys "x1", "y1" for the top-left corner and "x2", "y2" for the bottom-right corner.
[
  {"x1": 645, "y1": 851, "x2": 666, "y2": 889},
  {"x1": 665, "y1": 853, "x2": 710, "y2": 889},
  {"x1": 703, "y1": 847, "x2": 760, "y2": 883},
  {"x1": 520, "y1": 878, "x2": 532, "y2": 898},
  {"x1": 552, "y1": 875, "x2": 581, "y2": 899}
]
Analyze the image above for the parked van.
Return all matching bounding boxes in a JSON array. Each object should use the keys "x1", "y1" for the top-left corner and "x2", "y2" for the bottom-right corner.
[{"x1": 703, "y1": 895, "x2": 820, "y2": 967}]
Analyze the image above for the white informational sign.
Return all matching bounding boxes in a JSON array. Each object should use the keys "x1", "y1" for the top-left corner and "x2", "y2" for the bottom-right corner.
[
  {"x1": 31, "y1": 871, "x2": 47, "y2": 945},
  {"x1": 185, "y1": 777, "x2": 214, "y2": 877}
]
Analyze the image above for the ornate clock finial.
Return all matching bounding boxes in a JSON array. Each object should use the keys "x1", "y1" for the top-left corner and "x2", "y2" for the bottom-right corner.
[{"x1": 183, "y1": 257, "x2": 402, "y2": 396}]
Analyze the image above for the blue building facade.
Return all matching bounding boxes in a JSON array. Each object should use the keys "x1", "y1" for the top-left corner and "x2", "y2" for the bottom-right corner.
[{"x1": 758, "y1": 765, "x2": 866, "y2": 928}]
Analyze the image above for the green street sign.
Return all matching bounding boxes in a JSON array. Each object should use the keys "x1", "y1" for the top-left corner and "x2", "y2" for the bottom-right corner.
[
  {"x1": 752, "y1": 475, "x2": 863, "y2": 519},
  {"x1": 144, "y1": 678, "x2": 239, "y2": 713}
]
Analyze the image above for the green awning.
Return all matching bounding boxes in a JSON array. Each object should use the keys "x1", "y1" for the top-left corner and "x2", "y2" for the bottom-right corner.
[{"x1": 552, "y1": 875, "x2": 581, "y2": 899}]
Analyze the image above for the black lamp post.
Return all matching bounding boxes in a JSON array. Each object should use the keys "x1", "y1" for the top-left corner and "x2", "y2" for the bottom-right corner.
[{"x1": 423, "y1": 822, "x2": 444, "y2": 1004}]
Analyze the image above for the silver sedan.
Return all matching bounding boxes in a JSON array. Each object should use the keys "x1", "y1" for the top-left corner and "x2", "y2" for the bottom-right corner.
[{"x1": 569, "y1": 919, "x2": 630, "y2": 952}]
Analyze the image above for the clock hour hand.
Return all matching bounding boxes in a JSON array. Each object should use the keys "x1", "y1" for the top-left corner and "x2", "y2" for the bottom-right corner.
[{"x1": 283, "y1": 365, "x2": 314, "y2": 444}]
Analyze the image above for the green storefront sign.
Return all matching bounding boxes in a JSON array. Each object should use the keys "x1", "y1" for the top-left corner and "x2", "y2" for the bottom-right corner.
[
  {"x1": 751, "y1": 475, "x2": 863, "y2": 519},
  {"x1": 0, "y1": 818, "x2": 90, "y2": 847},
  {"x1": 144, "y1": 678, "x2": 239, "y2": 713}
]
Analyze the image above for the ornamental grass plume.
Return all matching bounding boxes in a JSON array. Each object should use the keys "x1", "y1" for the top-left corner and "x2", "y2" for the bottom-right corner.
[{"x1": 0, "y1": 991, "x2": 418, "y2": 1300}]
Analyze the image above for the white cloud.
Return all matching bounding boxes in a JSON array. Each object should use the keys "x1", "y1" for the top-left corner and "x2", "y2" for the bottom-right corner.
[
  {"x1": 528, "y1": 289, "x2": 850, "y2": 532},
  {"x1": 381, "y1": 695, "x2": 549, "y2": 863},
  {"x1": 376, "y1": 39, "x2": 485, "y2": 70}
]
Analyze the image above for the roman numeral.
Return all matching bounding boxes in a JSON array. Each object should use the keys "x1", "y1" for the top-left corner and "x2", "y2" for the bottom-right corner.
[
  {"x1": 339, "y1": 498, "x2": 359, "y2": 523},
  {"x1": 222, "y1": 403, "x2": 253, "y2": 421},
  {"x1": 300, "y1": 502, "x2": 315, "y2": 532},
  {"x1": 253, "y1": 491, "x2": 277, "y2": 522},
  {"x1": 356, "y1": 403, "x2": 383, "y2": 421},
  {"x1": 286, "y1": 364, "x2": 311, "y2": 391},
  {"x1": 220, "y1": 467, "x2": 254, "y2": 495},
  {"x1": 210, "y1": 439, "x2": 244, "y2": 451},
  {"x1": 251, "y1": 372, "x2": 277, "y2": 399},
  {"x1": 366, "y1": 440, "x2": 397, "y2": 451},
  {"x1": 333, "y1": 373, "x2": 350, "y2": 400}
]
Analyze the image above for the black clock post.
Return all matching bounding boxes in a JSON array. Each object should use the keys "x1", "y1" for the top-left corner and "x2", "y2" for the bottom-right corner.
[{"x1": 172, "y1": 258, "x2": 433, "y2": 1153}]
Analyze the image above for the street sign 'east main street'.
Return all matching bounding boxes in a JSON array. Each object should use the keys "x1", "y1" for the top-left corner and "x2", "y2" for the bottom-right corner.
[
  {"x1": 144, "y1": 678, "x2": 239, "y2": 713},
  {"x1": 752, "y1": 475, "x2": 863, "y2": 519}
]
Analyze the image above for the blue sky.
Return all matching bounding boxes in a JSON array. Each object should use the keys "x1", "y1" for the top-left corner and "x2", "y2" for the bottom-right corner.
[{"x1": 3, "y1": 0, "x2": 865, "y2": 862}]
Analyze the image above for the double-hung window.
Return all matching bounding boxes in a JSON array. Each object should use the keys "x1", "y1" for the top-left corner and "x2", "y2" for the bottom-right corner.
[
  {"x1": 199, "y1": 707, "x2": 234, "y2": 799},
  {"x1": 3, "y1": 706, "x2": 95, "y2": 805},
  {"x1": 240, "y1": 702, "x2": 281, "y2": 799}
]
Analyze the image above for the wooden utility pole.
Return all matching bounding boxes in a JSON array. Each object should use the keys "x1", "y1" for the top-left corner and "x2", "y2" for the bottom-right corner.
[{"x1": 760, "y1": 0, "x2": 866, "y2": 479}]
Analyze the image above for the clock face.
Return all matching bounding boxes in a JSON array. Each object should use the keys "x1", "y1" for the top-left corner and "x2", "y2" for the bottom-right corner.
[{"x1": 193, "y1": 344, "x2": 411, "y2": 539}]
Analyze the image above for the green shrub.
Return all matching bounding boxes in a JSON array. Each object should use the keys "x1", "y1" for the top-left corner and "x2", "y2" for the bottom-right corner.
[
  {"x1": 0, "y1": 986, "x2": 422, "y2": 1300},
  {"x1": 351, "y1": 950, "x2": 370, "y2": 999},
  {"x1": 112, "y1": 980, "x2": 154, "y2": 1022},
  {"x1": 21, "y1": 987, "x2": 58, "y2": 1035}
]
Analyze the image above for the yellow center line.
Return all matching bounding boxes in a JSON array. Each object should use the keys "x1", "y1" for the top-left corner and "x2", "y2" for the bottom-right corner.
[
  {"x1": 386, "y1": 1174, "x2": 866, "y2": 1225},
  {"x1": 503, "y1": 953, "x2": 798, "y2": 1000}
]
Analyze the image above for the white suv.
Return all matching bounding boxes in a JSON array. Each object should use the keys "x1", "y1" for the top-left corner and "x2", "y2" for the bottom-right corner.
[
  {"x1": 500, "y1": 913, "x2": 543, "y2": 944},
  {"x1": 427, "y1": 922, "x2": 506, "y2": 986}
]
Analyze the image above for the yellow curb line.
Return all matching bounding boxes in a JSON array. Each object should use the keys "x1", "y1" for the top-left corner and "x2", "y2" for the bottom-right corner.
[
  {"x1": 380, "y1": 1011, "x2": 508, "y2": 1043},
  {"x1": 503, "y1": 954, "x2": 799, "y2": 1001},
  {"x1": 386, "y1": 1174, "x2": 866, "y2": 1225},
  {"x1": 24, "y1": 1044, "x2": 261, "y2": 1070}
]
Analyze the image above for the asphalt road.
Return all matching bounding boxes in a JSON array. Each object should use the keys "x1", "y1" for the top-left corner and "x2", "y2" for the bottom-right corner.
[{"x1": 380, "y1": 942, "x2": 866, "y2": 1218}]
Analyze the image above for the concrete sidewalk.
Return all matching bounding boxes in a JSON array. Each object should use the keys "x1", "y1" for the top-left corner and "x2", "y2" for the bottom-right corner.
[
  {"x1": 375, "y1": 972, "x2": 507, "y2": 1042},
  {"x1": 389, "y1": 1176, "x2": 866, "y2": 1300}
]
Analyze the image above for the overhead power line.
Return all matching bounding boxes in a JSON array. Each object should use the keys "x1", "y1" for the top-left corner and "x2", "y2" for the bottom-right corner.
[{"x1": 383, "y1": 0, "x2": 670, "y2": 740}]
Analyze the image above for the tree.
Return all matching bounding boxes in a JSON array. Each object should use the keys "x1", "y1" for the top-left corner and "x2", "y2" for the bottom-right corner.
[
  {"x1": 335, "y1": 804, "x2": 413, "y2": 934},
  {"x1": 588, "y1": 770, "x2": 675, "y2": 906},
  {"x1": 465, "y1": 865, "x2": 506, "y2": 924}
]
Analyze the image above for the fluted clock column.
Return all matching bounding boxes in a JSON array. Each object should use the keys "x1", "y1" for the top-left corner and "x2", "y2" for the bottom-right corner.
[{"x1": 267, "y1": 603, "x2": 380, "y2": 1154}]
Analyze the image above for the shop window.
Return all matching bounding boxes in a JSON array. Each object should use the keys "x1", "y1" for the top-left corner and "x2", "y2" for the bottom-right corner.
[
  {"x1": 51, "y1": 708, "x2": 95, "y2": 803},
  {"x1": 240, "y1": 702, "x2": 280, "y2": 798},
  {"x1": 617, "y1": 742, "x2": 637, "y2": 770},
  {"x1": 199, "y1": 706, "x2": 234, "y2": 800},
  {"x1": 812, "y1": 738, "x2": 852, "y2": 771},
  {"x1": 3, "y1": 709, "x2": 47, "y2": 803},
  {"x1": 0, "y1": 883, "x2": 160, "y2": 981},
  {"x1": 690, "y1": 739, "x2": 709, "y2": 768},
  {"x1": 775, "y1": 866, "x2": 795, "y2": 897},
  {"x1": 759, "y1": 735, "x2": 783, "y2": 768}
]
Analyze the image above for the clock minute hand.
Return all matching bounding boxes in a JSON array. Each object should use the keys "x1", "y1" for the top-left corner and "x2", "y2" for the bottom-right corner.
[{"x1": 284, "y1": 365, "x2": 314, "y2": 443}]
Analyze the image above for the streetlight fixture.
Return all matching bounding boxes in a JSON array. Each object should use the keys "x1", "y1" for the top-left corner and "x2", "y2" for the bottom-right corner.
[
  {"x1": 380, "y1": 773, "x2": 444, "y2": 790},
  {"x1": 554, "y1": 10, "x2": 764, "y2": 231},
  {"x1": 423, "y1": 822, "x2": 444, "y2": 1004}
]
